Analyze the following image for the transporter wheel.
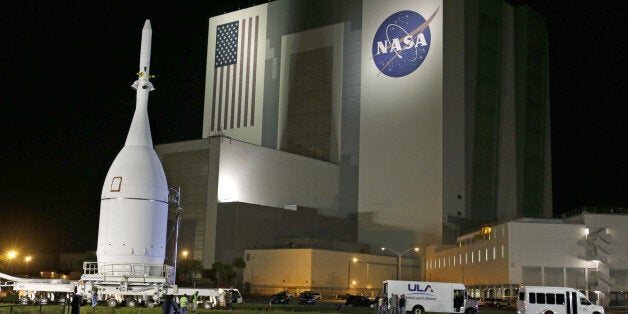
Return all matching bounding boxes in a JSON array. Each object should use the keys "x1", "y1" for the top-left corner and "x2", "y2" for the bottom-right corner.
[
  {"x1": 204, "y1": 301, "x2": 213, "y2": 309},
  {"x1": 107, "y1": 298, "x2": 117, "y2": 307},
  {"x1": 39, "y1": 297, "x2": 50, "y2": 305},
  {"x1": 412, "y1": 305, "x2": 425, "y2": 314},
  {"x1": 19, "y1": 296, "x2": 30, "y2": 305},
  {"x1": 127, "y1": 299, "x2": 138, "y2": 307},
  {"x1": 544, "y1": 311, "x2": 554, "y2": 314}
]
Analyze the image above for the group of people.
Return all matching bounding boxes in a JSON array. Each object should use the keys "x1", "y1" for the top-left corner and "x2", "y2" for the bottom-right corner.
[
  {"x1": 163, "y1": 292, "x2": 200, "y2": 314},
  {"x1": 377, "y1": 294, "x2": 407, "y2": 314}
]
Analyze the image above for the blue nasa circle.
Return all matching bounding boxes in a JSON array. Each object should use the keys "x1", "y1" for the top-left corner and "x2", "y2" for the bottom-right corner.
[{"x1": 372, "y1": 10, "x2": 432, "y2": 78}]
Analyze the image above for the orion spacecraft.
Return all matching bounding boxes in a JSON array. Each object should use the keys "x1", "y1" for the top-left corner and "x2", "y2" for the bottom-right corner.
[{"x1": 96, "y1": 20, "x2": 169, "y2": 275}]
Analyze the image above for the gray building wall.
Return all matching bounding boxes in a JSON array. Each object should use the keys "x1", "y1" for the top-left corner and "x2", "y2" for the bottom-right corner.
[
  {"x1": 156, "y1": 137, "x2": 342, "y2": 268},
  {"x1": 452, "y1": 1, "x2": 552, "y2": 233},
  {"x1": 215, "y1": 203, "x2": 360, "y2": 265}
]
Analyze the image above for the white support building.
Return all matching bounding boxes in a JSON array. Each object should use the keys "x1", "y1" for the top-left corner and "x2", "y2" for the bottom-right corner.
[
  {"x1": 425, "y1": 211, "x2": 628, "y2": 307},
  {"x1": 241, "y1": 248, "x2": 420, "y2": 298}
]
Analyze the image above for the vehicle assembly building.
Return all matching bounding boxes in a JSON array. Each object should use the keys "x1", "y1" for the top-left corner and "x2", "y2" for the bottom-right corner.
[{"x1": 156, "y1": 0, "x2": 552, "y2": 269}]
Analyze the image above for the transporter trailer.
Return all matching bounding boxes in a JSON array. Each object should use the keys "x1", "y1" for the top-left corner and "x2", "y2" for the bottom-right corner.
[{"x1": 1, "y1": 265, "x2": 239, "y2": 308}]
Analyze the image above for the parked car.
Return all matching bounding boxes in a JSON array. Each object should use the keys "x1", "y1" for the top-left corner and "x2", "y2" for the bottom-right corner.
[
  {"x1": 478, "y1": 298, "x2": 496, "y2": 307},
  {"x1": 300, "y1": 291, "x2": 321, "y2": 300},
  {"x1": 270, "y1": 291, "x2": 291, "y2": 304},
  {"x1": 345, "y1": 295, "x2": 376, "y2": 307},
  {"x1": 494, "y1": 298, "x2": 509, "y2": 307},
  {"x1": 297, "y1": 292, "x2": 317, "y2": 305}
]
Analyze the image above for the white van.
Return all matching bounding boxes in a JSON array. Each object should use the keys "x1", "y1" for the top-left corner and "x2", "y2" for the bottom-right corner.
[
  {"x1": 517, "y1": 285, "x2": 604, "y2": 314},
  {"x1": 383, "y1": 280, "x2": 478, "y2": 314}
]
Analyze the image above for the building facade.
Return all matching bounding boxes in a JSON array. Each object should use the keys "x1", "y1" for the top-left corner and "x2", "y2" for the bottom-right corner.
[
  {"x1": 155, "y1": 0, "x2": 552, "y2": 272},
  {"x1": 425, "y1": 211, "x2": 628, "y2": 307}
]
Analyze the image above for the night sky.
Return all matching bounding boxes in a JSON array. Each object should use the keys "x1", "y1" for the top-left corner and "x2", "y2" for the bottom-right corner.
[{"x1": 1, "y1": 1, "x2": 626, "y2": 258}]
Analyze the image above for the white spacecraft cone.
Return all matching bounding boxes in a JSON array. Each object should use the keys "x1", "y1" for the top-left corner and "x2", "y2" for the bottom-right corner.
[{"x1": 96, "y1": 20, "x2": 168, "y2": 276}]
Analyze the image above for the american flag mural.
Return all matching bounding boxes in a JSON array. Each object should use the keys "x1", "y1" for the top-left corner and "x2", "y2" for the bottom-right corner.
[{"x1": 211, "y1": 15, "x2": 260, "y2": 132}]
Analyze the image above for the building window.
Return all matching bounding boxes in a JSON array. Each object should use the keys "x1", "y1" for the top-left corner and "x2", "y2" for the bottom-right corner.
[
  {"x1": 485, "y1": 248, "x2": 489, "y2": 261},
  {"x1": 478, "y1": 250, "x2": 481, "y2": 262},
  {"x1": 459, "y1": 254, "x2": 462, "y2": 265},
  {"x1": 493, "y1": 247, "x2": 496, "y2": 259},
  {"x1": 453, "y1": 255, "x2": 456, "y2": 266},
  {"x1": 501, "y1": 245, "x2": 505, "y2": 258},
  {"x1": 471, "y1": 251, "x2": 474, "y2": 263},
  {"x1": 465, "y1": 253, "x2": 468, "y2": 264}
]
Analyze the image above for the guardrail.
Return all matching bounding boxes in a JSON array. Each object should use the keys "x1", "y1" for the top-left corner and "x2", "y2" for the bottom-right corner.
[{"x1": 0, "y1": 303, "x2": 68, "y2": 313}]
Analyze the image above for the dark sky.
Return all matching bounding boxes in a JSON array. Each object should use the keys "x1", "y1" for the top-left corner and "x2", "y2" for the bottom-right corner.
[{"x1": 1, "y1": 1, "x2": 626, "y2": 258}]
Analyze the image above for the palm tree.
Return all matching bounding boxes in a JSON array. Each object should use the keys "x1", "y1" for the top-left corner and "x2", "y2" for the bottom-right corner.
[
  {"x1": 232, "y1": 258, "x2": 246, "y2": 288},
  {"x1": 177, "y1": 259, "x2": 204, "y2": 285},
  {"x1": 206, "y1": 262, "x2": 238, "y2": 287}
]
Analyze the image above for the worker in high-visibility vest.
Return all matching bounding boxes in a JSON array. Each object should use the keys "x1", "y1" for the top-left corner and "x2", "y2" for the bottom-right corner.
[
  {"x1": 192, "y1": 292, "x2": 199, "y2": 313},
  {"x1": 180, "y1": 294, "x2": 189, "y2": 314}
]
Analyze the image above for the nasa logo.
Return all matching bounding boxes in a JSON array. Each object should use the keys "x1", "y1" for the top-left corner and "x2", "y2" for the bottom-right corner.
[{"x1": 372, "y1": 9, "x2": 437, "y2": 78}]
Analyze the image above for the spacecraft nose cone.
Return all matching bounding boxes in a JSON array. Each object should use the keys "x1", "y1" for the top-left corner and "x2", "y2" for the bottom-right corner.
[{"x1": 143, "y1": 19, "x2": 152, "y2": 31}]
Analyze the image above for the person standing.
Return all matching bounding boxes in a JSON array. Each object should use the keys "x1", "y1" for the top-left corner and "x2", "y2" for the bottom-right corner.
[
  {"x1": 91, "y1": 288, "x2": 98, "y2": 309},
  {"x1": 399, "y1": 294, "x2": 406, "y2": 314},
  {"x1": 225, "y1": 291, "x2": 233, "y2": 310},
  {"x1": 192, "y1": 291, "x2": 199, "y2": 313},
  {"x1": 70, "y1": 293, "x2": 82, "y2": 314},
  {"x1": 389, "y1": 294, "x2": 398, "y2": 314},
  {"x1": 377, "y1": 295, "x2": 384, "y2": 314},
  {"x1": 162, "y1": 294, "x2": 180, "y2": 314},
  {"x1": 383, "y1": 295, "x2": 389, "y2": 314},
  {"x1": 180, "y1": 294, "x2": 189, "y2": 314}
]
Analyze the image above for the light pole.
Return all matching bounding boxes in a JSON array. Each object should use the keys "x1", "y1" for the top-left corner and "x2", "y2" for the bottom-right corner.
[
  {"x1": 169, "y1": 186, "x2": 183, "y2": 285},
  {"x1": 352, "y1": 257, "x2": 370, "y2": 288},
  {"x1": 381, "y1": 247, "x2": 419, "y2": 280},
  {"x1": 331, "y1": 271, "x2": 336, "y2": 298},
  {"x1": 25, "y1": 256, "x2": 32, "y2": 276},
  {"x1": 347, "y1": 259, "x2": 352, "y2": 293}
]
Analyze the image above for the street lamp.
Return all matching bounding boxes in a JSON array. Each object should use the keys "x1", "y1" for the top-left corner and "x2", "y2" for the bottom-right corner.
[
  {"x1": 7, "y1": 251, "x2": 17, "y2": 273},
  {"x1": 381, "y1": 247, "x2": 419, "y2": 280},
  {"x1": 182, "y1": 250, "x2": 189, "y2": 260}
]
